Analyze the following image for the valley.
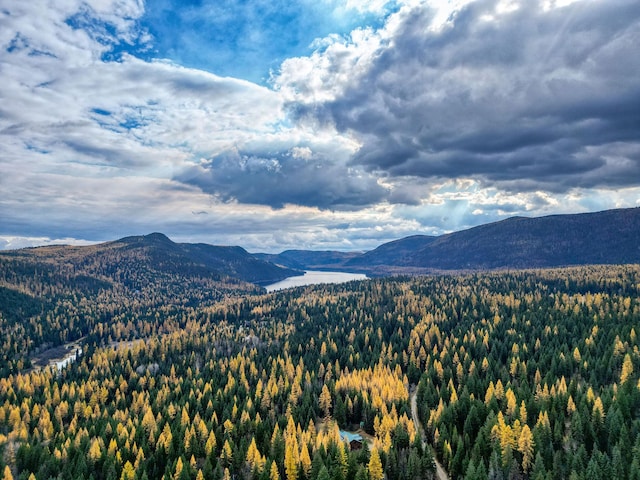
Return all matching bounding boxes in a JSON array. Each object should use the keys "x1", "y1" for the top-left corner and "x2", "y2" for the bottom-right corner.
[{"x1": 0, "y1": 208, "x2": 639, "y2": 479}]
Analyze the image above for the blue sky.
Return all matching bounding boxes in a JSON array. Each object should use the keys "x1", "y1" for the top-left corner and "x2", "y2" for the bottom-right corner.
[
  {"x1": 136, "y1": 0, "x2": 393, "y2": 83},
  {"x1": 1, "y1": 0, "x2": 639, "y2": 252}
]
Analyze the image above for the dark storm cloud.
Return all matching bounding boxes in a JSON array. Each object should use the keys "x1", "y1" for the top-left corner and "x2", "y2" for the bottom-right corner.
[
  {"x1": 175, "y1": 148, "x2": 388, "y2": 209},
  {"x1": 319, "y1": 0, "x2": 640, "y2": 192}
]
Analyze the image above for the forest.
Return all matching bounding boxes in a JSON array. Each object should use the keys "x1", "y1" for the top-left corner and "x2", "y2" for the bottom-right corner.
[{"x1": 0, "y1": 263, "x2": 639, "y2": 479}]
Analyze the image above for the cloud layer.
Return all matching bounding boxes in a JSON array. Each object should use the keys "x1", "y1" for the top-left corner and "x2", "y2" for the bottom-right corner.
[
  {"x1": 278, "y1": 0, "x2": 640, "y2": 197},
  {"x1": 1, "y1": 0, "x2": 639, "y2": 252}
]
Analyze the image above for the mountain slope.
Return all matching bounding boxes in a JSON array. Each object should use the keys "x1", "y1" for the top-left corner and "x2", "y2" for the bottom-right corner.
[
  {"x1": 0, "y1": 233, "x2": 298, "y2": 373},
  {"x1": 345, "y1": 235, "x2": 437, "y2": 268},
  {"x1": 364, "y1": 207, "x2": 640, "y2": 270},
  {"x1": 115, "y1": 233, "x2": 300, "y2": 284},
  {"x1": 254, "y1": 250, "x2": 362, "y2": 270}
]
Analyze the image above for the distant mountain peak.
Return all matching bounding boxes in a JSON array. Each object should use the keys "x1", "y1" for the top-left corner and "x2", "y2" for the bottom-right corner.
[
  {"x1": 365, "y1": 207, "x2": 640, "y2": 271},
  {"x1": 258, "y1": 207, "x2": 640, "y2": 275},
  {"x1": 115, "y1": 232, "x2": 174, "y2": 246},
  {"x1": 144, "y1": 232, "x2": 173, "y2": 243}
]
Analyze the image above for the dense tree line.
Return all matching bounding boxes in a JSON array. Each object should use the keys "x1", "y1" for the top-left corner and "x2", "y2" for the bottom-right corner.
[
  {"x1": 411, "y1": 268, "x2": 640, "y2": 479},
  {"x1": 0, "y1": 246, "x2": 259, "y2": 375},
  {"x1": 0, "y1": 265, "x2": 639, "y2": 479}
]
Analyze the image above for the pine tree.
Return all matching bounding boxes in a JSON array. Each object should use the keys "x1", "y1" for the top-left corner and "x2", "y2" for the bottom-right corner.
[
  {"x1": 355, "y1": 465, "x2": 368, "y2": 480},
  {"x1": 316, "y1": 466, "x2": 330, "y2": 480}
]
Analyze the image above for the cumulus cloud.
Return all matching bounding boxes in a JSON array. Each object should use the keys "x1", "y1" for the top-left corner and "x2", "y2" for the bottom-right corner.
[
  {"x1": 175, "y1": 147, "x2": 388, "y2": 209},
  {"x1": 276, "y1": 0, "x2": 640, "y2": 194},
  {"x1": 1, "y1": 0, "x2": 639, "y2": 252}
]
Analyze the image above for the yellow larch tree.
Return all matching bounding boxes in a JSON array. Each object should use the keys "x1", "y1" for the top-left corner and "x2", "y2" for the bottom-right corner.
[
  {"x1": 246, "y1": 437, "x2": 266, "y2": 474},
  {"x1": 205, "y1": 430, "x2": 217, "y2": 456},
  {"x1": 491, "y1": 412, "x2": 516, "y2": 466},
  {"x1": 141, "y1": 405, "x2": 157, "y2": 440},
  {"x1": 592, "y1": 397, "x2": 605, "y2": 422},
  {"x1": 519, "y1": 401, "x2": 527, "y2": 424},
  {"x1": 621, "y1": 353, "x2": 634, "y2": 384},
  {"x1": 134, "y1": 447, "x2": 145, "y2": 470},
  {"x1": 221, "y1": 439, "x2": 233, "y2": 466},
  {"x1": 505, "y1": 389, "x2": 517, "y2": 417},
  {"x1": 284, "y1": 436, "x2": 299, "y2": 480},
  {"x1": 517, "y1": 425, "x2": 535, "y2": 473},
  {"x1": 485, "y1": 381, "x2": 495, "y2": 405},
  {"x1": 121, "y1": 461, "x2": 136, "y2": 480},
  {"x1": 300, "y1": 441, "x2": 312, "y2": 478},
  {"x1": 368, "y1": 448, "x2": 384, "y2": 480},
  {"x1": 319, "y1": 384, "x2": 332, "y2": 419},
  {"x1": 88, "y1": 437, "x2": 102, "y2": 463},
  {"x1": 270, "y1": 461, "x2": 281, "y2": 480},
  {"x1": 573, "y1": 347, "x2": 581, "y2": 363},
  {"x1": 157, "y1": 423, "x2": 172, "y2": 453},
  {"x1": 173, "y1": 457, "x2": 184, "y2": 480},
  {"x1": 494, "y1": 380, "x2": 505, "y2": 400}
]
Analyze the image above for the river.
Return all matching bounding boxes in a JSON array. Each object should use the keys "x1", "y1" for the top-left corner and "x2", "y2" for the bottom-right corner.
[{"x1": 264, "y1": 270, "x2": 367, "y2": 292}]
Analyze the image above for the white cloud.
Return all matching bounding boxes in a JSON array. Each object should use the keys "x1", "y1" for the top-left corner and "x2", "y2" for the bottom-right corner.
[
  {"x1": 0, "y1": 236, "x2": 98, "y2": 250},
  {"x1": 1, "y1": 0, "x2": 638, "y2": 252},
  {"x1": 291, "y1": 146, "x2": 313, "y2": 160},
  {"x1": 272, "y1": 26, "x2": 385, "y2": 104}
]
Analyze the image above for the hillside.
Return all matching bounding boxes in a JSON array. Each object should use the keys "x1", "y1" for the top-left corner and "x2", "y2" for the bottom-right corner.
[
  {"x1": 264, "y1": 208, "x2": 640, "y2": 273},
  {"x1": 383, "y1": 207, "x2": 640, "y2": 270},
  {"x1": 0, "y1": 233, "x2": 297, "y2": 373},
  {"x1": 1, "y1": 266, "x2": 639, "y2": 480},
  {"x1": 116, "y1": 233, "x2": 300, "y2": 284},
  {"x1": 1, "y1": 228, "x2": 640, "y2": 480},
  {"x1": 255, "y1": 249, "x2": 362, "y2": 270},
  {"x1": 344, "y1": 235, "x2": 437, "y2": 268}
]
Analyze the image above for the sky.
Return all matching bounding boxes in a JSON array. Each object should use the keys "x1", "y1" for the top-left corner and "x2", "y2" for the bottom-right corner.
[{"x1": 1, "y1": 0, "x2": 639, "y2": 253}]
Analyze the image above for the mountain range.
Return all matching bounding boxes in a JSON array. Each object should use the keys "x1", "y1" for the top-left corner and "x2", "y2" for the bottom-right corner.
[
  {"x1": 2, "y1": 208, "x2": 639, "y2": 291},
  {"x1": 0, "y1": 232, "x2": 299, "y2": 295},
  {"x1": 114, "y1": 233, "x2": 299, "y2": 284},
  {"x1": 259, "y1": 207, "x2": 640, "y2": 274}
]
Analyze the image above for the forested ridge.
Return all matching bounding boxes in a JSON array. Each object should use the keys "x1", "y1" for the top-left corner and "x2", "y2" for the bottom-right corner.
[
  {"x1": 0, "y1": 265, "x2": 639, "y2": 479},
  {"x1": 0, "y1": 239, "x2": 263, "y2": 375},
  {"x1": 264, "y1": 208, "x2": 640, "y2": 274}
]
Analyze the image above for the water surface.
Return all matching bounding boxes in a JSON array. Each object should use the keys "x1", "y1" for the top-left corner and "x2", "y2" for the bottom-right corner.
[{"x1": 265, "y1": 270, "x2": 367, "y2": 292}]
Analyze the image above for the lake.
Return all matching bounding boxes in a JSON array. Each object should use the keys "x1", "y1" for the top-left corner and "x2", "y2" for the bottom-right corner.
[{"x1": 264, "y1": 270, "x2": 367, "y2": 292}]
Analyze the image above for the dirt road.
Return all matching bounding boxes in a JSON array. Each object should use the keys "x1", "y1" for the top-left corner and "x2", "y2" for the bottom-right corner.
[{"x1": 410, "y1": 387, "x2": 449, "y2": 480}]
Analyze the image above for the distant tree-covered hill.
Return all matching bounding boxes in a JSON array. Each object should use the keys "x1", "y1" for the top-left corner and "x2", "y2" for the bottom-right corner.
[
  {"x1": 260, "y1": 208, "x2": 640, "y2": 273},
  {"x1": 116, "y1": 232, "x2": 300, "y2": 284},
  {"x1": 0, "y1": 233, "x2": 298, "y2": 373},
  {"x1": 369, "y1": 207, "x2": 640, "y2": 270},
  {"x1": 344, "y1": 235, "x2": 437, "y2": 269},
  {"x1": 254, "y1": 249, "x2": 362, "y2": 270}
]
